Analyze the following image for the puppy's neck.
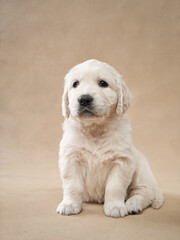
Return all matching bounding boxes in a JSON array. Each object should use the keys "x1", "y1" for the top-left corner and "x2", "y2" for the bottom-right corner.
[
  {"x1": 80, "y1": 122, "x2": 106, "y2": 138},
  {"x1": 68, "y1": 114, "x2": 122, "y2": 138}
]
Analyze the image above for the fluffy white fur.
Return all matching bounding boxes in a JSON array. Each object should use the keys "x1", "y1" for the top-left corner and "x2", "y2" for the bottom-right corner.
[{"x1": 56, "y1": 59, "x2": 163, "y2": 218}]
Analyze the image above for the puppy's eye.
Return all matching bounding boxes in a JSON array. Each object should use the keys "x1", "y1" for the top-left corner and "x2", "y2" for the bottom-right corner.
[
  {"x1": 99, "y1": 80, "x2": 108, "y2": 88},
  {"x1": 73, "y1": 81, "x2": 79, "y2": 88}
]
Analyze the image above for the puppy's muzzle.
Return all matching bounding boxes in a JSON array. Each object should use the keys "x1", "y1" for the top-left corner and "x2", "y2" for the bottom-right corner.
[
  {"x1": 78, "y1": 95, "x2": 95, "y2": 117},
  {"x1": 78, "y1": 95, "x2": 93, "y2": 107}
]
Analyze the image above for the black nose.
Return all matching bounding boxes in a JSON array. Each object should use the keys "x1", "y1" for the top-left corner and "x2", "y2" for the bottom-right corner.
[{"x1": 78, "y1": 95, "x2": 93, "y2": 106}]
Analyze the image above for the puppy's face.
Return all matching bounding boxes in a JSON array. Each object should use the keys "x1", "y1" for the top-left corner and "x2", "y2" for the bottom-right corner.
[{"x1": 62, "y1": 60, "x2": 132, "y2": 121}]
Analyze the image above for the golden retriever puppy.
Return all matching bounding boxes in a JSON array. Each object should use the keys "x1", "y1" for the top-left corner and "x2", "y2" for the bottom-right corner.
[{"x1": 56, "y1": 59, "x2": 163, "y2": 218}]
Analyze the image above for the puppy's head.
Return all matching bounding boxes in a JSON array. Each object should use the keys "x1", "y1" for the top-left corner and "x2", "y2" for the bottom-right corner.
[{"x1": 62, "y1": 59, "x2": 132, "y2": 121}]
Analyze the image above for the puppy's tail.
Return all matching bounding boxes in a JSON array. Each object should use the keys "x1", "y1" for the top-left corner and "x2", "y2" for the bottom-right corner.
[{"x1": 151, "y1": 190, "x2": 164, "y2": 209}]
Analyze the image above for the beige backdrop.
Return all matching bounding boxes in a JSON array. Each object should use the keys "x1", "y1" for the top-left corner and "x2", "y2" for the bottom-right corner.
[{"x1": 1, "y1": 0, "x2": 180, "y2": 239}]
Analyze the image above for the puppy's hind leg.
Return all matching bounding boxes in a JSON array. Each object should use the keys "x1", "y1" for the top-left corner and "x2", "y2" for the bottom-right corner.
[{"x1": 125, "y1": 150, "x2": 164, "y2": 215}]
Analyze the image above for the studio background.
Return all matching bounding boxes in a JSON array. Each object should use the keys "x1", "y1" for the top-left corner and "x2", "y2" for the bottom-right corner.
[{"x1": 0, "y1": 0, "x2": 180, "y2": 239}]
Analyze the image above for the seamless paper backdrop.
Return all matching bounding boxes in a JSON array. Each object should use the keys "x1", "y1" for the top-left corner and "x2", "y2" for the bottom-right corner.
[{"x1": 0, "y1": 0, "x2": 180, "y2": 240}]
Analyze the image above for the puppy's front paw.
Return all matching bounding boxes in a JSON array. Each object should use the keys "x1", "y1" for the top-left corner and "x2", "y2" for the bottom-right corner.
[
  {"x1": 125, "y1": 197, "x2": 142, "y2": 215},
  {"x1": 104, "y1": 202, "x2": 128, "y2": 218},
  {"x1": 56, "y1": 201, "x2": 82, "y2": 215}
]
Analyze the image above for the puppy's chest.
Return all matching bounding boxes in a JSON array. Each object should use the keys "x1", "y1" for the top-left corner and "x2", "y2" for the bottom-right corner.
[
  {"x1": 80, "y1": 140, "x2": 115, "y2": 165},
  {"x1": 78, "y1": 135, "x2": 121, "y2": 170},
  {"x1": 78, "y1": 143, "x2": 116, "y2": 202}
]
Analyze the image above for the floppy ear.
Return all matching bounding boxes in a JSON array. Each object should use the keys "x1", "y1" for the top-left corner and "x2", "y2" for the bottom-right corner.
[
  {"x1": 116, "y1": 75, "x2": 132, "y2": 115},
  {"x1": 62, "y1": 83, "x2": 70, "y2": 118}
]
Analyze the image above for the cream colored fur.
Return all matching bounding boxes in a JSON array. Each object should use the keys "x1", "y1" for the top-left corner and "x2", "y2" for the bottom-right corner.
[{"x1": 56, "y1": 59, "x2": 163, "y2": 218}]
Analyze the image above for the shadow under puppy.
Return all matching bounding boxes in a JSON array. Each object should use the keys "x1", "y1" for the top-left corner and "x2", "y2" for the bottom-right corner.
[{"x1": 56, "y1": 59, "x2": 163, "y2": 218}]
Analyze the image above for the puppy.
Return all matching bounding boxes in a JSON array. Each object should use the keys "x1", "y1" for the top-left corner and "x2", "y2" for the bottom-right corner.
[{"x1": 56, "y1": 59, "x2": 163, "y2": 218}]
